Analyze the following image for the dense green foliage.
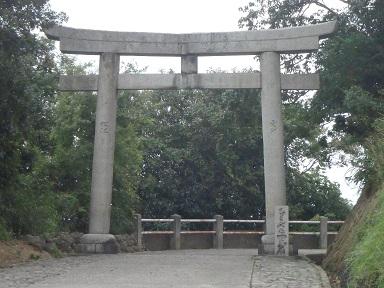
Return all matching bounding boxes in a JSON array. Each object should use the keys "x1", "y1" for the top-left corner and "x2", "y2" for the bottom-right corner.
[
  {"x1": 0, "y1": 0, "x2": 355, "y2": 239},
  {"x1": 136, "y1": 88, "x2": 265, "y2": 219},
  {"x1": 0, "y1": 0, "x2": 65, "y2": 236},
  {"x1": 41, "y1": 59, "x2": 143, "y2": 233},
  {"x1": 135, "y1": 87, "x2": 350, "y2": 221}
]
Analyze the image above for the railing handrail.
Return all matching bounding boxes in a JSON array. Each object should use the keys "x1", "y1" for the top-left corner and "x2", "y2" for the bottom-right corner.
[
  {"x1": 328, "y1": 221, "x2": 345, "y2": 224},
  {"x1": 223, "y1": 219, "x2": 265, "y2": 223},
  {"x1": 135, "y1": 214, "x2": 345, "y2": 250},
  {"x1": 181, "y1": 219, "x2": 216, "y2": 223},
  {"x1": 141, "y1": 230, "x2": 339, "y2": 235},
  {"x1": 141, "y1": 219, "x2": 174, "y2": 222},
  {"x1": 289, "y1": 220, "x2": 345, "y2": 224},
  {"x1": 140, "y1": 218, "x2": 344, "y2": 224}
]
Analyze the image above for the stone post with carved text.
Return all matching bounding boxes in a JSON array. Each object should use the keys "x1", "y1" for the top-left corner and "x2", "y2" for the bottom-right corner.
[{"x1": 274, "y1": 206, "x2": 289, "y2": 256}]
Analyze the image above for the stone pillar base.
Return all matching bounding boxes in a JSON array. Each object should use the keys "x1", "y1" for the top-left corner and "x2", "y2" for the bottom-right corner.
[
  {"x1": 76, "y1": 234, "x2": 119, "y2": 254},
  {"x1": 259, "y1": 234, "x2": 275, "y2": 254},
  {"x1": 259, "y1": 235, "x2": 298, "y2": 256}
]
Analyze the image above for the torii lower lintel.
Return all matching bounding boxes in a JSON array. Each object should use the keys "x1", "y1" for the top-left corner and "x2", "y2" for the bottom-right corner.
[{"x1": 59, "y1": 73, "x2": 320, "y2": 91}]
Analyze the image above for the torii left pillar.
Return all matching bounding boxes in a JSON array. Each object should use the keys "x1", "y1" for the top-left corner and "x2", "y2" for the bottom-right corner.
[
  {"x1": 79, "y1": 53, "x2": 120, "y2": 253},
  {"x1": 260, "y1": 52, "x2": 287, "y2": 254}
]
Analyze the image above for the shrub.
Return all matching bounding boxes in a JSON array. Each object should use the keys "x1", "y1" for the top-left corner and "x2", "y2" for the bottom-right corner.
[
  {"x1": 0, "y1": 218, "x2": 10, "y2": 240},
  {"x1": 347, "y1": 187, "x2": 384, "y2": 287}
]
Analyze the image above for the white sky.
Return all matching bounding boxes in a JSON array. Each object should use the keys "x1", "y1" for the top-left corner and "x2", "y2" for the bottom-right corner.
[
  {"x1": 49, "y1": 0, "x2": 257, "y2": 73},
  {"x1": 49, "y1": 0, "x2": 359, "y2": 204}
]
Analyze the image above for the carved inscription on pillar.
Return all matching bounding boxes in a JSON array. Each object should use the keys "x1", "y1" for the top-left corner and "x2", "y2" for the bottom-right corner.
[
  {"x1": 99, "y1": 121, "x2": 111, "y2": 134},
  {"x1": 274, "y1": 205, "x2": 289, "y2": 256}
]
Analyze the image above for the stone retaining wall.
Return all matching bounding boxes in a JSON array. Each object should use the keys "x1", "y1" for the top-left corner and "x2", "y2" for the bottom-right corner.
[
  {"x1": 143, "y1": 233, "x2": 336, "y2": 251},
  {"x1": 24, "y1": 233, "x2": 141, "y2": 255},
  {"x1": 24, "y1": 232, "x2": 336, "y2": 254}
]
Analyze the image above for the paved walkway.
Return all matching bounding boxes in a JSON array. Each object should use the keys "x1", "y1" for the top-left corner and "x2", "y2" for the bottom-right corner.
[{"x1": 0, "y1": 249, "x2": 330, "y2": 288}]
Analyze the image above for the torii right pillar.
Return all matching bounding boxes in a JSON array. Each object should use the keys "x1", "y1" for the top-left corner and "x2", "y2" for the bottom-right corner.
[{"x1": 260, "y1": 51, "x2": 287, "y2": 254}]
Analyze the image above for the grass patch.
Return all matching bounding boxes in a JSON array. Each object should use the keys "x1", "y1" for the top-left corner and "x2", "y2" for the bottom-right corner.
[
  {"x1": 29, "y1": 253, "x2": 41, "y2": 260},
  {"x1": 347, "y1": 187, "x2": 384, "y2": 287},
  {"x1": 47, "y1": 243, "x2": 63, "y2": 258},
  {"x1": 0, "y1": 219, "x2": 10, "y2": 241}
]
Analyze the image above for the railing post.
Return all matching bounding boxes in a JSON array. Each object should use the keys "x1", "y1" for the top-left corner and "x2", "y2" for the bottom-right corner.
[
  {"x1": 171, "y1": 214, "x2": 181, "y2": 250},
  {"x1": 319, "y1": 216, "x2": 328, "y2": 249},
  {"x1": 213, "y1": 215, "x2": 224, "y2": 249},
  {"x1": 262, "y1": 216, "x2": 266, "y2": 234},
  {"x1": 134, "y1": 214, "x2": 142, "y2": 249}
]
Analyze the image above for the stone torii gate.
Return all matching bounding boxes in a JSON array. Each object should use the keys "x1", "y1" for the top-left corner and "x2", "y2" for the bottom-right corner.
[{"x1": 45, "y1": 21, "x2": 336, "y2": 254}]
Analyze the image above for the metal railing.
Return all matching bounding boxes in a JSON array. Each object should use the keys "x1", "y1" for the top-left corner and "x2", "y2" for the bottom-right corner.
[{"x1": 135, "y1": 214, "x2": 344, "y2": 250}]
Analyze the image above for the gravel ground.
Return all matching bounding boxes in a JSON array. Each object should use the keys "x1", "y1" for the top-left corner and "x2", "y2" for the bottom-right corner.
[
  {"x1": 0, "y1": 255, "x2": 99, "y2": 288},
  {"x1": 251, "y1": 256, "x2": 331, "y2": 288},
  {"x1": 0, "y1": 250, "x2": 330, "y2": 288}
]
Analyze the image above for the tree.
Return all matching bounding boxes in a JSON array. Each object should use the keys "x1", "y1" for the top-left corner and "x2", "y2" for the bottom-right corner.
[
  {"x1": 48, "y1": 58, "x2": 143, "y2": 233},
  {"x1": 239, "y1": 0, "x2": 384, "y2": 181},
  {"x1": 135, "y1": 83, "x2": 350, "y2": 221},
  {"x1": 137, "y1": 88, "x2": 265, "y2": 219},
  {"x1": 0, "y1": 0, "x2": 65, "y2": 236}
]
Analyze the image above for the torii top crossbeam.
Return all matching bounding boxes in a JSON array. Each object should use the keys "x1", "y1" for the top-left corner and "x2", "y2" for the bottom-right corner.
[{"x1": 45, "y1": 21, "x2": 337, "y2": 56}]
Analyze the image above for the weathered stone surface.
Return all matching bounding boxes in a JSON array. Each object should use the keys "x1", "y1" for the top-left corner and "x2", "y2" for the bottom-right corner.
[
  {"x1": 57, "y1": 35, "x2": 320, "y2": 55},
  {"x1": 171, "y1": 214, "x2": 181, "y2": 250},
  {"x1": 115, "y1": 234, "x2": 142, "y2": 253},
  {"x1": 24, "y1": 233, "x2": 85, "y2": 254},
  {"x1": 46, "y1": 21, "x2": 336, "y2": 43},
  {"x1": 88, "y1": 53, "x2": 119, "y2": 234},
  {"x1": 45, "y1": 21, "x2": 337, "y2": 55},
  {"x1": 274, "y1": 206, "x2": 289, "y2": 256},
  {"x1": 181, "y1": 55, "x2": 198, "y2": 74},
  {"x1": 261, "y1": 52, "x2": 286, "y2": 236},
  {"x1": 77, "y1": 234, "x2": 119, "y2": 254},
  {"x1": 213, "y1": 215, "x2": 224, "y2": 249},
  {"x1": 59, "y1": 74, "x2": 98, "y2": 91},
  {"x1": 51, "y1": 232, "x2": 79, "y2": 253},
  {"x1": 24, "y1": 235, "x2": 44, "y2": 250},
  {"x1": 260, "y1": 234, "x2": 275, "y2": 255},
  {"x1": 319, "y1": 216, "x2": 328, "y2": 249},
  {"x1": 59, "y1": 73, "x2": 320, "y2": 91}
]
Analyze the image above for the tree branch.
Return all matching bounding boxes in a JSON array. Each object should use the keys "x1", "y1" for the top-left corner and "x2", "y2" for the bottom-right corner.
[
  {"x1": 301, "y1": 159, "x2": 318, "y2": 174},
  {"x1": 313, "y1": 1, "x2": 339, "y2": 15}
]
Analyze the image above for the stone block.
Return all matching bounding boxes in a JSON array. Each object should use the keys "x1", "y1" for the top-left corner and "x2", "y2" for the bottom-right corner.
[
  {"x1": 24, "y1": 235, "x2": 44, "y2": 250},
  {"x1": 274, "y1": 206, "x2": 289, "y2": 256},
  {"x1": 77, "y1": 234, "x2": 119, "y2": 254},
  {"x1": 260, "y1": 234, "x2": 275, "y2": 254}
]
